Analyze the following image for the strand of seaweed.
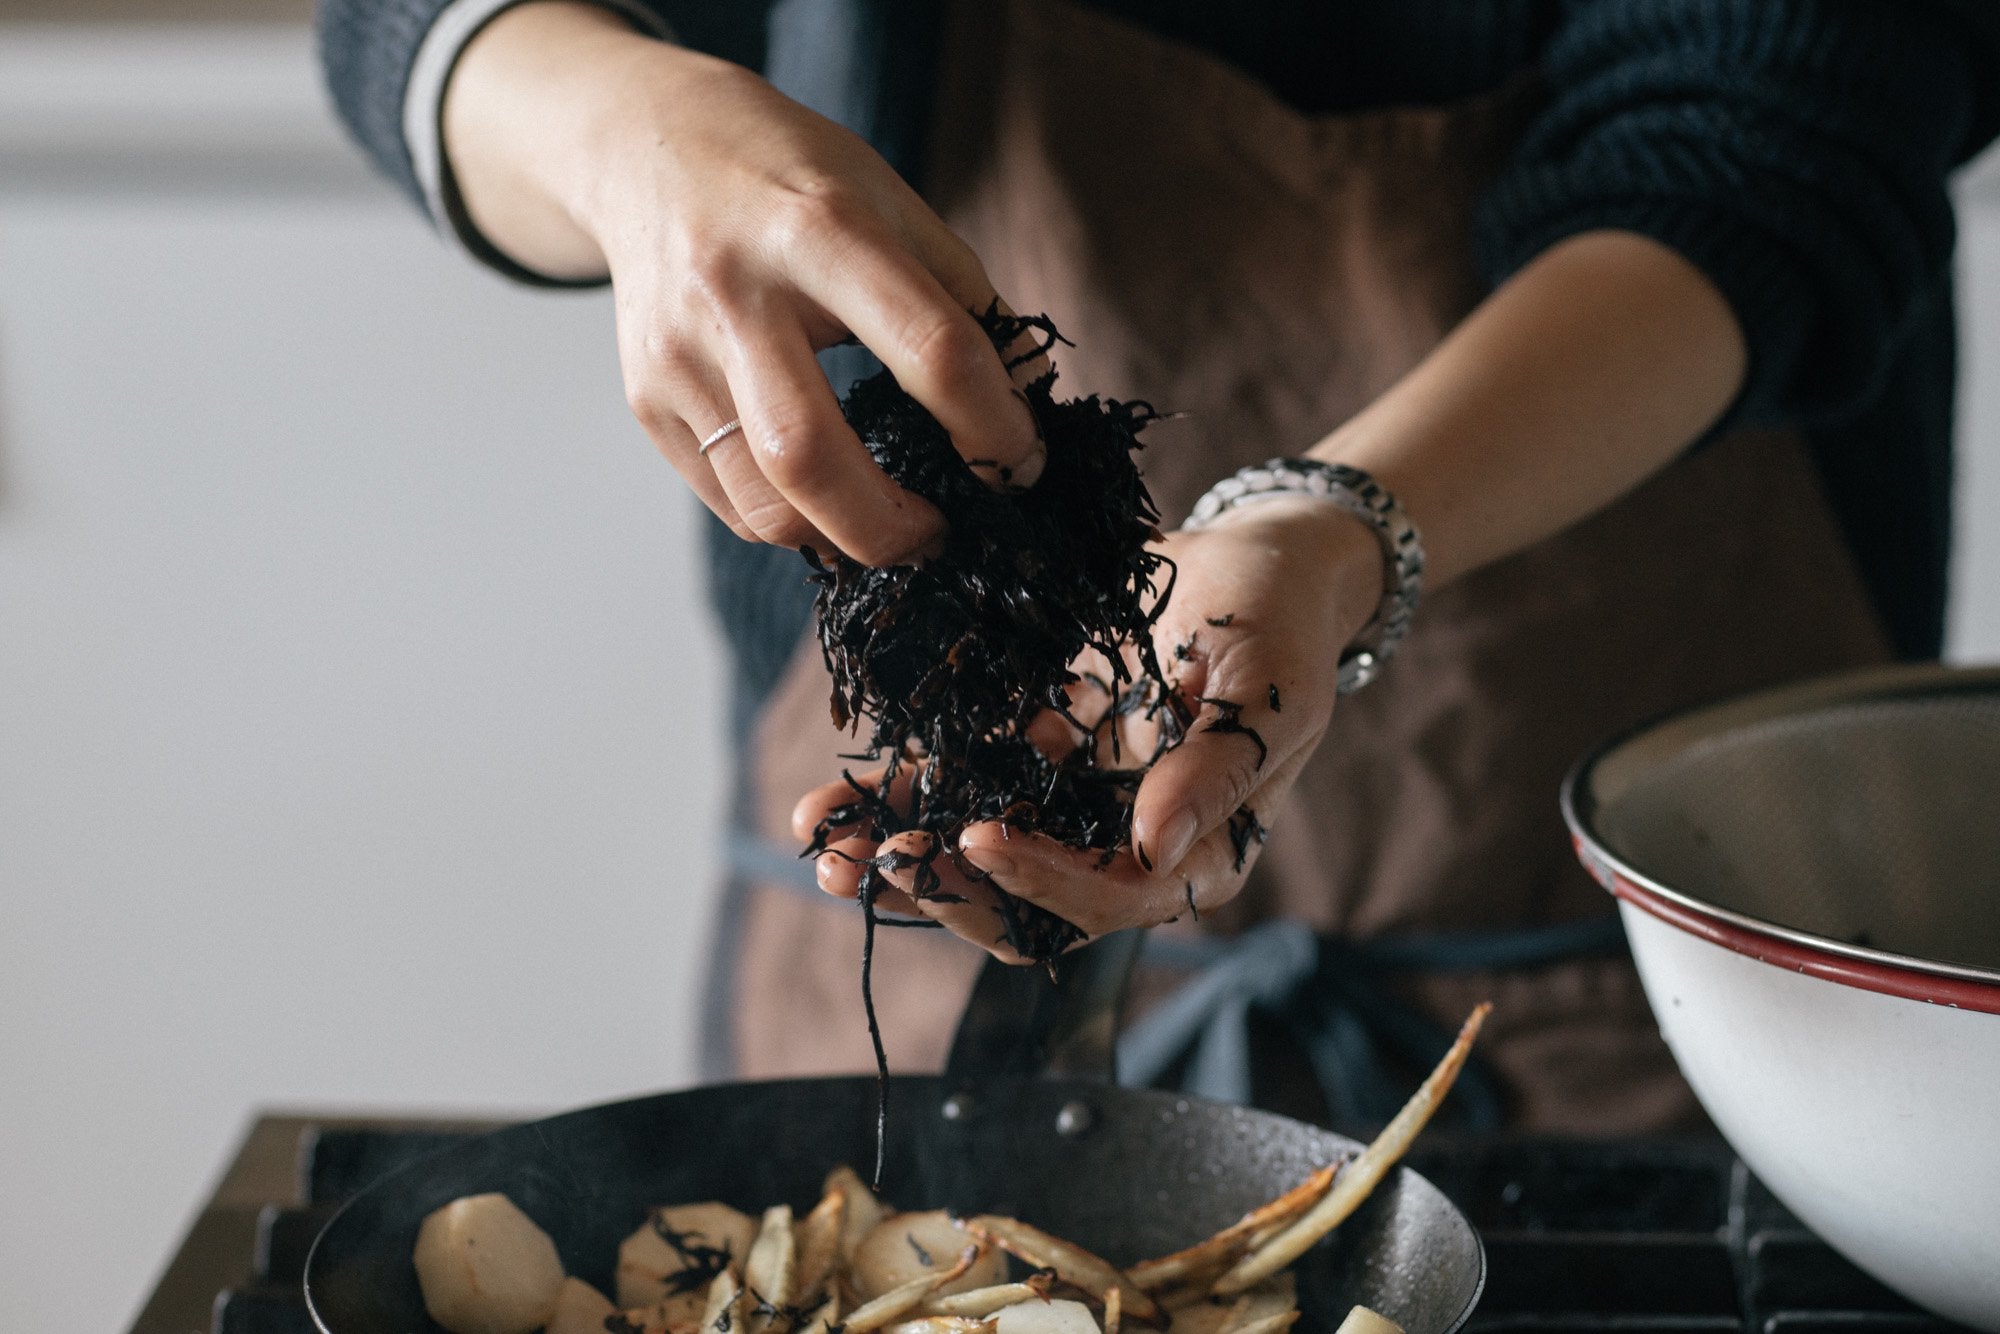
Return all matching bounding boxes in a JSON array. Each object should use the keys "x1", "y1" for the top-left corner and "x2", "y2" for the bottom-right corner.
[{"x1": 798, "y1": 310, "x2": 1264, "y2": 1183}]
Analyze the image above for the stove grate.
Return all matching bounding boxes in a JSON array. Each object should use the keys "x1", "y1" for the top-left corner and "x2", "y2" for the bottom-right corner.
[{"x1": 202, "y1": 1129, "x2": 1975, "y2": 1334}]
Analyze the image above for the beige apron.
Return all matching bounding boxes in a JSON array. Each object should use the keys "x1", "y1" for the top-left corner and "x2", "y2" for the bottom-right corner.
[{"x1": 722, "y1": 0, "x2": 1892, "y2": 1133}]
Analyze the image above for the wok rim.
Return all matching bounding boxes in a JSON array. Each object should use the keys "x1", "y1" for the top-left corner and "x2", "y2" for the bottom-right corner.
[
  {"x1": 302, "y1": 1073, "x2": 1487, "y2": 1334},
  {"x1": 1562, "y1": 661, "x2": 2000, "y2": 1011}
]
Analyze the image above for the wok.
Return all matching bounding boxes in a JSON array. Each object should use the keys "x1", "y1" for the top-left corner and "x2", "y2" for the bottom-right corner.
[{"x1": 305, "y1": 931, "x2": 1486, "y2": 1334}]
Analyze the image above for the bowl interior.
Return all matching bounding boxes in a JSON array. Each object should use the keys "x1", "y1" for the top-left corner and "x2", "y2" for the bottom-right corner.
[{"x1": 1582, "y1": 672, "x2": 2000, "y2": 974}]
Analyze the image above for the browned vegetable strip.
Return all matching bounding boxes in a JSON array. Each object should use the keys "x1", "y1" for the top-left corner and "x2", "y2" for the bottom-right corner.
[
  {"x1": 1103, "y1": 1286, "x2": 1122, "y2": 1334},
  {"x1": 827, "y1": 1165, "x2": 889, "y2": 1263},
  {"x1": 1168, "y1": 1296, "x2": 1248, "y2": 1334},
  {"x1": 745, "y1": 1205, "x2": 796, "y2": 1330},
  {"x1": 1215, "y1": 1274, "x2": 1296, "y2": 1334},
  {"x1": 880, "y1": 1319, "x2": 1000, "y2": 1334},
  {"x1": 1127, "y1": 1165, "x2": 1337, "y2": 1292},
  {"x1": 701, "y1": 1270, "x2": 747, "y2": 1334},
  {"x1": 1229, "y1": 1312, "x2": 1300, "y2": 1334},
  {"x1": 1163, "y1": 1286, "x2": 1229, "y2": 1313},
  {"x1": 794, "y1": 1188, "x2": 846, "y2": 1307},
  {"x1": 922, "y1": 1277, "x2": 1055, "y2": 1320},
  {"x1": 845, "y1": 1245, "x2": 983, "y2": 1334},
  {"x1": 1214, "y1": 1003, "x2": 1492, "y2": 1293},
  {"x1": 963, "y1": 1217, "x2": 1163, "y2": 1329}
]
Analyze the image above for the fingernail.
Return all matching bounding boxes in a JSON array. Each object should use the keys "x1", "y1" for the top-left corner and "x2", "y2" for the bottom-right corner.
[
  {"x1": 959, "y1": 842, "x2": 1020, "y2": 880},
  {"x1": 1009, "y1": 442, "x2": 1046, "y2": 491},
  {"x1": 1134, "y1": 842, "x2": 1155, "y2": 873},
  {"x1": 815, "y1": 856, "x2": 852, "y2": 898},
  {"x1": 1156, "y1": 810, "x2": 1200, "y2": 873}
]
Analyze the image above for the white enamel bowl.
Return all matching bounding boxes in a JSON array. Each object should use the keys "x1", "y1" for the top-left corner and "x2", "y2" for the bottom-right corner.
[{"x1": 1563, "y1": 664, "x2": 2000, "y2": 1332}]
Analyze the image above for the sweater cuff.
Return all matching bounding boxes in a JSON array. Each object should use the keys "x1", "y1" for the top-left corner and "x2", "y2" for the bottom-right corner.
[{"x1": 403, "y1": 0, "x2": 675, "y2": 286}]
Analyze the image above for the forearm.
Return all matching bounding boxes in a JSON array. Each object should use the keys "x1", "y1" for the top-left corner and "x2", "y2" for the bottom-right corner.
[{"x1": 1315, "y1": 229, "x2": 1748, "y2": 592}]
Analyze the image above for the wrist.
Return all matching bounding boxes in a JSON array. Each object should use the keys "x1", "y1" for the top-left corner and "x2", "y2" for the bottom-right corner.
[
  {"x1": 1185, "y1": 458, "x2": 1423, "y2": 691},
  {"x1": 1206, "y1": 495, "x2": 1386, "y2": 650},
  {"x1": 443, "y1": 2, "x2": 690, "y2": 278},
  {"x1": 560, "y1": 31, "x2": 743, "y2": 251}
]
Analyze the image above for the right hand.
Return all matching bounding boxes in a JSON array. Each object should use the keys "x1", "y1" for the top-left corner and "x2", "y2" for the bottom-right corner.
[{"x1": 443, "y1": 1, "x2": 1044, "y2": 565}]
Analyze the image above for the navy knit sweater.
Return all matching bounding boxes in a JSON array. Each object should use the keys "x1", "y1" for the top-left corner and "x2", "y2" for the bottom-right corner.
[{"x1": 318, "y1": 0, "x2": 2000, "y2": 717}]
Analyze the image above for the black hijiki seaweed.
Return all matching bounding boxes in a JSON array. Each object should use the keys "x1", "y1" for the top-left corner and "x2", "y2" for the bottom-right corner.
[
  {"x1": 1226, "y1": 807, "x2": 1268, "y2": 872},
  {"x1": 803, "y1": 311, "x2": 1184, "y2": 951},
  {"x1": 647, "y1": 1213, "x2": 736, "y2": 1296},
  {"x1": 800, "y1": 310, "x2": 1261, "y2": 1182},
  {"x1": 1197, "y1": 695, "x2": 1269, "y2": 770}
]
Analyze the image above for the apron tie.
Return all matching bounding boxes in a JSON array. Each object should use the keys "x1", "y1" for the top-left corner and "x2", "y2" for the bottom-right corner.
[
  {"x1": 1117, "y1": 920, "x2": 1320, "y2": 1108},
  {"x1": 1122, "y1": 914, "x2": 1631, "y2": 1132},
  {"x1": 732, "y1": 832, "x2": 1625, "y2": 1130}
]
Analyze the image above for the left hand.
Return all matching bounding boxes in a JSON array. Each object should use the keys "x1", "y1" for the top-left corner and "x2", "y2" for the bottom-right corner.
[{"x1": 791, "y1": 494, "x2": 1384, "y2": 961}]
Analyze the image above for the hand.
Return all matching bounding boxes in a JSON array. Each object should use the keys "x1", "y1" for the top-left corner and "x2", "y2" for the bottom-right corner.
[
  {"x1": 791, "y1": 496, "x2": 1385, "y2": 960},
  {"x1": 443, "y1": 2, "x2": 1043, "y2": 565}
]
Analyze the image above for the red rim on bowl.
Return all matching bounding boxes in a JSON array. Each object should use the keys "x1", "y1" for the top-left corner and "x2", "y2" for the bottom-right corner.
[{"x1": 1561, "y1": 663, "x2": 2000, "y2": 1017}]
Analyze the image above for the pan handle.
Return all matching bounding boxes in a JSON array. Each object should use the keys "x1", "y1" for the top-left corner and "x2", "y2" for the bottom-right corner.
[{"x1": 943, "y1": 929, "x2": 1145, "y2": 1083}]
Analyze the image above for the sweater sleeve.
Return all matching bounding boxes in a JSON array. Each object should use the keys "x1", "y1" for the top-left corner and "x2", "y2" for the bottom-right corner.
[
  {"x1": 1474, "y1": 0, "x2": 2000, "y2": 430},
  {"x1": 315, "y1": 0, "x2": 777, "y2": 214}
]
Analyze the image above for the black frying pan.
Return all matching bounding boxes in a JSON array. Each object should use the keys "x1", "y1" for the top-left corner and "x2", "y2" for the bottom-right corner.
[{"x1": 305, "y1": 933, "x2": 1485, "y2": 1334}]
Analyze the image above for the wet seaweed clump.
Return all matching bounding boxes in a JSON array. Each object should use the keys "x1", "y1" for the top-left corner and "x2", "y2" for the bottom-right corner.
[{"x1": 803, "y1": 311, "x2": 1189, "y2": 964}]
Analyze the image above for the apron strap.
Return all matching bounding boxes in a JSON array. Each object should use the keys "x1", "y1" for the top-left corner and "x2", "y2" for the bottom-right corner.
[{"x1": 1123, "y1": 915, "x2": 1629, "y2": 1131}]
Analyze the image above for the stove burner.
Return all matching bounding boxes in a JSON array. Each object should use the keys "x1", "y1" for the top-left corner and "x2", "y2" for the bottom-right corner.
[{"x1": 158, "y1": 1123, "x2": 1975, "y2": 1334}]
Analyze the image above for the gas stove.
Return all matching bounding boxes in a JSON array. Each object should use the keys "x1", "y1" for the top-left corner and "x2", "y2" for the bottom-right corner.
[{"x1": 129, "y1": 1114, "x2": 1977, "y2": 1334}]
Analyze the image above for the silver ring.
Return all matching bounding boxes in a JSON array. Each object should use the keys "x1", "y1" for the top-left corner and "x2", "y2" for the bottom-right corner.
[{"x1": 697, "y1": 418, "x2": 743, "y2": 455}]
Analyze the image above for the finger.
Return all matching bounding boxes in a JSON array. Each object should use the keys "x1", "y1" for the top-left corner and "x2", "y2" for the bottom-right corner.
[
  {"x1": 699, "y1": 415, "x2": 841, "y2": 554},
  {"x1": 900, "y1": 222, "x2": 1054, "y2": 393},
  {"x1": 1083, "y1": 665, "x2": 1186, "y2": 772},
  {"x1": 713, "y1": 308, "x2": 945, "y2": 565},
  {"x1": 1160, "y1": 790, "x2": 1284, "y2": 920},
  {"x1": 794, "y1": 227, "x2": 1044, "y2": 491},
  {"x1": 1128, "y1": 604, "x2": 1312, "y2": 876},
  {"x1": 1034, "y1": 647, "x2": 1154, "y2": 767},
  {"x1": 955, "y1": 826, "x2": 1186, "y2": 939},
  {"x1": 814, "y1": 835, "x2": 877, "y2": 897},
  {"x1": 919, "y1": 885, "x2": 1035, "y2": 966},
  {"x1": 1023, "y1": 702, "x2": 1090, "y2": 765},
  {"x1": 671, "y1": 418, "x2": 759, "y2": 536},
  {"x1": 1144, "y1": 716, "x2": 1312, "y2": 880},
  {"x1": 1128, "y1": 706, "x2": 1262, "y2": 878},
  {"x1": 812, "y1": 834, "x2": 933, "y2": 916},
  {"x1": 792, "y1": 766, "x2": 910, "y2": 844},
  {"x1": 868, "y1": 832, "x2": 1030, "y2": 961},
  {"x1": 862, "y1": 848, "x2": 1029, "y2": 965},
  {"x1": 619, "y1": 337, "x2": 756, "y2": 539}
]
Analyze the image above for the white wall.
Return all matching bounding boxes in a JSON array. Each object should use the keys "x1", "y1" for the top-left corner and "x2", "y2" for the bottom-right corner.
[
  {"x1": 0, "y1": 26, "x2": 728, "y2": 1330},
  {"x1": 1, "y1": 22, "x2": 1998, "y2": 1334}
]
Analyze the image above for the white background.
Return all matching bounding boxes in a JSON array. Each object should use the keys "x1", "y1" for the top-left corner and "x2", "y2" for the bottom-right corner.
[{"x1": 0, "y1": 23, "x2": 1996, "y2": 1333}]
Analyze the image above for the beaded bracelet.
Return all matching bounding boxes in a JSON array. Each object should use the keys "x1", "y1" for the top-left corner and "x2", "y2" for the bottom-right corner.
[{"x1": 1184, "y1": 459, "x2": 1424, "y2": 694}]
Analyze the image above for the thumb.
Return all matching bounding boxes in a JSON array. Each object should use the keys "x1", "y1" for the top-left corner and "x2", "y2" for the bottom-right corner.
[{"x1": 1130, "y1": 689, "x2": 1281, "y2": 875}]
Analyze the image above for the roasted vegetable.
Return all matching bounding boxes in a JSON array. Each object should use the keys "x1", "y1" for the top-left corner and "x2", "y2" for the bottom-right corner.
[
  {"x1": 411, "y1": 1193, "x2": 565, "y2": 1334},
  {"x1": 413, "y1": 1003, "x2": 1488, "y2": 1334}
]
